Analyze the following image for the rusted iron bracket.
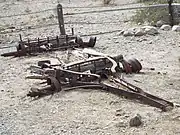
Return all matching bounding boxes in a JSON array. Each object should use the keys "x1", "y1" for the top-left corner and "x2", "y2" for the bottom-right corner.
[
  {"x1": 26, "y1": 52, "x2": 173, "y2": 111},
  {"x1": 1, "y1": 35, "x2": 96, "y2": 57}
]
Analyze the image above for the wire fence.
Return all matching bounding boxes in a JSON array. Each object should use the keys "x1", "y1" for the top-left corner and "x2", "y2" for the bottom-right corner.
[
  {"x1": 0, "y1": 3, "x2": 143, "y2": 19},
  {"x1": 1, "y1": 3, "x2": 170, "y2": 19},
  {"x1": 0, "y1": 20, "x2": 129, "y2": 34},
  {"x1": 0, "y1": 3, "x2": 173, "y2": 36}
]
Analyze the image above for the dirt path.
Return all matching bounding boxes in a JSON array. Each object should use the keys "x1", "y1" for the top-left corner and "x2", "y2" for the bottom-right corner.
[{"x1": 0, "y1": 0, "x2": 180, "y2": 135}]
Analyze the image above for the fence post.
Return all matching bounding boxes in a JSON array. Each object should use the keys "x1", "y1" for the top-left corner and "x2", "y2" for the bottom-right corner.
[
  {"x1": 168, "y1": 0, "x2": 174, "y2": 26},
  {"x1": 57, "y1": 4, "x2": 66, "y2": 35}
]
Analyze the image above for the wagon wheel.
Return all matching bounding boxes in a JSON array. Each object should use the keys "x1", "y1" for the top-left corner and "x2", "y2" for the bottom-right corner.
[
  {"x1": 128, "y1": 58, "x2": 142, "y2": 73},
  {"x1": 121, "y1": 60, "x2": 132, "y2": 74},
  {"x1": 88, "y1": 37, "x2": 96, "y2": 47}
]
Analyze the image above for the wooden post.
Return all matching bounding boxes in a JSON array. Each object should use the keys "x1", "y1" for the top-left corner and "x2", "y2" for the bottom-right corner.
[
  {"x1": 19, "y1": 34, "x2": 22, "y2": 42},
  {"x1": 168, "y1": 0, "x2": 174, "y2": 26},
  {"x1": 71, "y1": 28, "x2": 74, "y2": 35},
  {"x1": 57, "y1": 4, "x2": 66, "y2": 35}
]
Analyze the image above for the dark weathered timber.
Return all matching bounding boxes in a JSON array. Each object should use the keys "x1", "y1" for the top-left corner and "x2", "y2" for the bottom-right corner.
[
  {"x1": 168, "y1": 0, "x2": 174, "y2": 26},
  {"x1": 57, "y1": 4, "x2": 66, "y2": 35}
]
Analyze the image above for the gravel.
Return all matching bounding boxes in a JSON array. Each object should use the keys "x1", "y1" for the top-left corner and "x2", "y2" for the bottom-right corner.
[{"x1": 0, "y1": 0, "x2": 180, "y2": 135}]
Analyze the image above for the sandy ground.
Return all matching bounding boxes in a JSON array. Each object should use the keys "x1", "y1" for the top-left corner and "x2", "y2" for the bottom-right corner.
[{"x1": 0, "y1": 0, "x2": 180, "y2": 135}]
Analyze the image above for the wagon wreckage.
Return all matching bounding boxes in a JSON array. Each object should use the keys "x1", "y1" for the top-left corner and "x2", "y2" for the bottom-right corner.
[
  {"x1": 27, "y1": 48, "x2": 174, "y2": 112},
  {"x1": 1, "y1": 4, "x2": 175, "y2": 111}
]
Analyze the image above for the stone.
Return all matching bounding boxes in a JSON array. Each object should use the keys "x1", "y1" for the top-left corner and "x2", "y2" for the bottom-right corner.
[
  {"x1": 115, "y1": 120, "x2": 126, "y2": 128},
  {"x1": 129, "y1": 114, "x2": 142, "y2": 127},
  {"x1": 156, "y1": 20, "x2": 166, "y2": 27},
  {"x1": 142, "y1": 26, "x2": 158, "y2": 35},
  {"x1": 134, "y1": 28, "x2": 146, "y2": 36},
  {"x1": 172, "y1": 25, "x2": 180, "y2": 31},
  {"x1": 160, "y1": 25, "x2": 171, "y2": 31},
  {"x1": 118, "y1": 30, "x2": 124, "y2": 35},
  {"x1": 123, "y1": 30, "x2": 134, "y2": 36},
  {"x1": 113, "y1": 36, "x2": 118, "y2": 39}
]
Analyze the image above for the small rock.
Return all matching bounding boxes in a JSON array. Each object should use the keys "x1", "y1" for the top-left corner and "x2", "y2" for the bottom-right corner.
[
  {"x1": 49, "y1": 14, "x2": 55, "y2": 19},
  {"x1": 113, "y1": 36, "x2": 118, "y2": 39},
  {"x1": 115, "y1": 121, "x2": 126, "y2": 127},
  {"x1": 116, "y1": 109, "x2": 122, "y2": 112},
  {"x1": 148, "y1": 41, "x2": 153, "y2": 44},
  {"x1": 172, "y1": 25, "x2": 180, "y2": 31},
  {"x1": 115, "y1": 112, "x2": 122, "y2": 116},
  {"x1": 142, "y1": 26, "x2": 158, "y2": 35},
  {"x1": 114, "y1": 40, "x2": 119, "y2": 43},
  {"x1": 163, "y1": 72, "x2": 167, "y2": 75},
  {"x1": 156, "y1": 20, "x2": 166, "y2": 27},
  {"x1": 8, "y1": 26, "x2": 15, "y2": 29},
  {"x1": 109, "y1": 101, "x2": 119, "y2": 105},
  {"x1": 150, "y1": 68, "x2": 155, "y2": 70},
  {"x1": 124, "y1": 115, "x2": 130, "y2": 118},
  {"x1": 27, "y1": 26, "x2": 32, "y2": 29},
  {"x1": 135, "y1": 28, "x2": 146, "y2": 36},
  {"x1": 129, "y1": 114, "x2": 142, "y2": 127},
  {"x1": 123, "y1": 30, "x2": 134, "y2": 36},
  {"x1": 160, "y1": 25, "x2": 171, "y2": 31},
  {"x1": 118, "y1": 30, "x2": 124, "y2": 35}
]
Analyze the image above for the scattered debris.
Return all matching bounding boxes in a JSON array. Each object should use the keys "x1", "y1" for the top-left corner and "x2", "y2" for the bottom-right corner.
[{"x1": 129, "y1": 114, "x2": 142, "y2": 127}]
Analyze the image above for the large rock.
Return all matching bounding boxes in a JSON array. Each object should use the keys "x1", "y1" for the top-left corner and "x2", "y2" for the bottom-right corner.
[
  {"x1": 156, "y1": 20, "x2": 166, "y2": 27},
  {"x1": 123, "y1": 30, "x2": 134, "y2": 36},
  {"x1": 172, "y1": 25, "x2": 180, "y2": 31},
  {"x1": 135, "y1": 28, "x2": 146, "y2": 36},
  {"x1": 142, "y1": 26, "x2": 158, "y2": 35},
  {"x1": 129, "y1": 114, "x2": 142, "y2": 127},
  {"x1": 160, "y1": 25, "x2": 171, "y2": 31}
]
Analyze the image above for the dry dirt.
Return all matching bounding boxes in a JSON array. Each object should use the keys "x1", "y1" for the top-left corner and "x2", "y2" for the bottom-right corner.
[{"x1": 0, "y1": 0, "x2": 180, "y2": 135}]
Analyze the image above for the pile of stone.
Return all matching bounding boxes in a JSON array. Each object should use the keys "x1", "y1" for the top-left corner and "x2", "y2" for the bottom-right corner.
[{"x1": 122, "y1": 26, "x2": 159, "y2": 37}]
